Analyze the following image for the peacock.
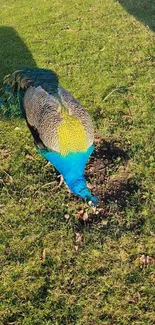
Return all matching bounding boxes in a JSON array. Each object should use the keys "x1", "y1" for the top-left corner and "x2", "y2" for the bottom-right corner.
[{"x1": 3, "y1": 67, "x2": 98, "y2": 206}]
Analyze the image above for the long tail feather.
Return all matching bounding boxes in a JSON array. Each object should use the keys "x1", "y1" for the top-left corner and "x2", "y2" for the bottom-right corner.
[
  {"x1": 3, "y1": 70, "x2": 33, "y2": 90},
  {"x1": 0, "y1": 69, "x2": 33, "y2": 118},
  {"x1": 0, "y1": 67, "x2": 59, "y2": 118}
]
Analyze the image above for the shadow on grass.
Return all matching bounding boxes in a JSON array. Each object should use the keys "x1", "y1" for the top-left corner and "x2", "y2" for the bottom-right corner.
[
  {"x1": 118, "y1": 0, "x2": 155, "y2": 32},
  {"x1": 0, "y1": 26, "x2": 37, "y2": 86}
]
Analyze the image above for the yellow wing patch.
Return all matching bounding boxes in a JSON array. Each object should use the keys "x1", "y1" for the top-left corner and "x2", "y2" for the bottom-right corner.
[{"x1": 57, "y1": 108, "x2": 87, "y2": 155}]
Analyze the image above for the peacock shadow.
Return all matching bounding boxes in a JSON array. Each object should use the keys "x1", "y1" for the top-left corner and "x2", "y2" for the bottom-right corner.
[
  {"x1": 0, "y1": 26, "x2": 37, "y2": 86},
  {"x1": 117, "y1": 0, "x2": 155, "y2": 32},
  {"x1": 0, "y1": 27, "x2": 59, "y2": 116}
]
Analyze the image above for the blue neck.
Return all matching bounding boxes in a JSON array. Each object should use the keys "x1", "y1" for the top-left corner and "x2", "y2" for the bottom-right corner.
[
  {"x1": 68, "y1": 175, "x2": 98, "y2": 205},
  {"x1": 37, "y1": 145, "x2": 98, "y2": 205},
  {"x1": 38, "y1": 145, "x2": 94, "y2": 181}
]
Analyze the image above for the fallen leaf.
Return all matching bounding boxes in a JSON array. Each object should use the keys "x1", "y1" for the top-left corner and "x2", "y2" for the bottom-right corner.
[
  {"x1": 82, "y1": 211, "x2": 89, "y2": 221},
  {"x1": 76, "y1": 209, "x2": 84, "y2": 219},
  {"x1": 1, "y1": 149, "x2": 10, "y2": 160},
  {"x1": 87, "y1": 182, "x2": 95, "y2": 190},
  {"x1": 75, "y1": 232, "x2": 83, "y2": 243},
  {"x1": 141, "y1": 195, "x2": 147, "y2": 200},
  {"x1": 41, "y1": 248, "x2": 47, "y2": 261},
  {"x1": 94, "y1": 137, "x2": 102, "y2": 144},
  {"x1": 26, "y1": 154, "x2": 34, "y2": 160},
  {"x1": 40, "y1": 206, "x2": 45, "y2": 213},
  {"x1": 139, "y1": 254, "x2": 155, "y2": 268},
  {"x1": 121, "y1": 114, "x2": 133, "y2": 119},
  {"x1": 3, "y1": 172, "x2": 13, "y2": 184}
]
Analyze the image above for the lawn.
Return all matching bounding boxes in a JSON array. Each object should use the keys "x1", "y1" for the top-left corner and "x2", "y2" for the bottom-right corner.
[{"x1": 0, "y1": 0, "x2": 155, "y2": 324}]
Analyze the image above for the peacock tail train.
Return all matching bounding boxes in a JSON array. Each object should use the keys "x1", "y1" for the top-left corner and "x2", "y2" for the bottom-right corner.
[{"x1": 1, "y1": 67, "x2": 98, "y2": 206}]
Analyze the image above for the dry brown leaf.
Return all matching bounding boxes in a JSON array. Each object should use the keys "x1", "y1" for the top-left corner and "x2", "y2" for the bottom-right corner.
[
  {"x1": 76, "y1": 209, "x2": 84, "y2": 219},
  {"x1": 139, "y1": 254, "x2": 155, "y2": 268},
  {"x1": 76, "y1": 209, "x2": 89, "y2": 220},
  {"x1": 41, "y1": 248, "x2": 47, "y2": 261},
  {"x1": 40, "y1": 206, "x2": 45, "y2": 213},
  {"x1": 87, "y1": 182, "x2": 95, "y2": 190},
  {"x1": 3, "y1": 172, "x2": 13, "y2": 184},
  {"x1": 75, "y1": 233, "x2": 83, "y2": 243},
  {"x1": 141, "y1": 195, "x2": 147, "y2": 200},
  {"x1": 82, "y1": 211, "x2": 89, "y2": 221},
  {"x1": 1, "y1": 149, "x2": 10, "y2": 160},
  {"x1": 121, "y1": 114, "x2": 133, "y2": 119},
  {"x1": 94, "y1": 137, "x2": 102, "y2": 144},
  {"x1": 26, "y1": 154, "x2": 34, "y2": 160},
  {"x1": 4, "y1": 176, "x2": 13, "y2": 184}
]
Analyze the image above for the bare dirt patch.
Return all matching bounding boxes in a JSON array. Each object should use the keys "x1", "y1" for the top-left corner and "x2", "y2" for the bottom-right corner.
[{"x1": 76, "y1": 137, "x2": 139, "y2": 224}]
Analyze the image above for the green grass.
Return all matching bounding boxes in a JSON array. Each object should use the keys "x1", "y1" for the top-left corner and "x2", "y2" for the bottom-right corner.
[{"x1": 0, "y1": 0, "x2": 155, "y2": 324}]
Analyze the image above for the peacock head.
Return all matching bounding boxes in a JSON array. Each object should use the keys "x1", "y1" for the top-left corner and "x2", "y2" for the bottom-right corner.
[{"x1": 66, "y1": 176, "x2": 98, "y2": 206}]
